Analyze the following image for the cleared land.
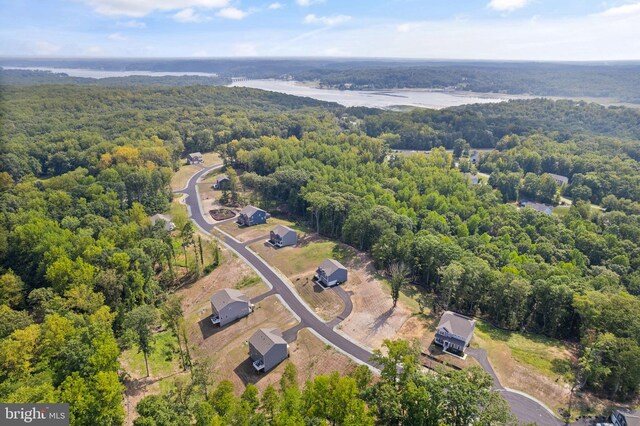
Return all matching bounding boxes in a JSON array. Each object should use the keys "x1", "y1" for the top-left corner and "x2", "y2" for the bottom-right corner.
[
  {"x1": 170, "y1": 152, "x2": 221, "y2": 191},
  {"x1": 220, "y1": 217, "x2": 306, "y2": 243},
  {"x1": 472, "y1": 320, "x2": 574, "y2": 414}
]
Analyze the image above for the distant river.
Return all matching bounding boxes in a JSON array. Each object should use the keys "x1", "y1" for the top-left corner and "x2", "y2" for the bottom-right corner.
[
  {"x1": 229, "y1": 79, "x2": 533, "y2": 109},
  {"x1": 2, "y1": 66, "x2": 218, "y2": 79}
]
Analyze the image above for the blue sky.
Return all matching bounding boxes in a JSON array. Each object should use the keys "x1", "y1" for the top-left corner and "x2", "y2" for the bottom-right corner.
[{"x1": 1, "y1": 0, "x2": 639, "y2": 59}]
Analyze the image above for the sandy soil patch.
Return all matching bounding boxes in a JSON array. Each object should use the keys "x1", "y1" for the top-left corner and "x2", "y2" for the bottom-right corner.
[
  {"x1": 289, "y1": 273, "x2": 345, "y2": 321},
  {"x1": 338, "y1": 255, "x2": 423, "y2": 350}
]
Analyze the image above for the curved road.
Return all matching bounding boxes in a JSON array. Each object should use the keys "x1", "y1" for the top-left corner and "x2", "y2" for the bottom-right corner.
[{"x1": 177, "y1": 164, "x2": 563, "y2": 426}]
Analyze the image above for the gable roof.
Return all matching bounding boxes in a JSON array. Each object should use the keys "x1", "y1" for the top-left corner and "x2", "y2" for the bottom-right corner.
[
  {"x1": 522, "y1": 201, "x2": 553, "y2": 214},
  {"x1": 239, "y1": 205, "x2": 264, "y2": 217},
  {"x1": 272, "y1": 224, "x2": 295, "y2": 237},
  {"x1": 547, "y1": 173, "x2": 569, "y2": 184},
  {"x1": 210, "y1": 288, "x2": 249, "y2": 311},
  {"x1": 249, "y1": 328, "x2": 286, "y2": 355},
  {"x1": 188, "y1": 152, "x2": 203, "y2": 158},
  {"x1": 318, "y1": 258, "x2": 346, "y2": 275},
  {"x1": 436, "y1": 311, "x2": 476, "y2": 340},
  {"x1": 215, "y1": 174, "x2": 229, "y2": 183}
]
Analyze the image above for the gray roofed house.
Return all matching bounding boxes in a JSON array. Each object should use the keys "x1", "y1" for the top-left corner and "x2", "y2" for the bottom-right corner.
[
  {"x1": 213, "y1": 174, "x2": 230, "y2": 190},
  {"x1": 315, "y1": 258, "x2": 348, "y2": 287},
  {"x1": 521, "y1": 201, "x2": 554, "y2": 215},
  {"x1": 187, "y1": 152, "x2": 204, "y2": 165},
  {"x1": 612, "y1": 409, "x2": 640, "y2": 426},
  {"x1": 210, "y1": 288, "x2": 253, "y2": 327},
  {"x1": 434, "y1": 311, "x2": 476, "y2": 354},
  {"x1": 150, "y1": 214, "x2": 176, "y2": 231},
  {"x1": 547, "y1": 173, "x2": 569, "y2": 186},
  {"x1": 249, "y1": 328, "x2": 288, "y2": 372},
  {"x1": 469, "y1": 151, "x2": 480, "y2": 164},
  {"x1": 269, "y1": 225, "x2": 297, "y2": 248},
  {"x1": 237, "y1": 205, "x2": 270, "y2": 227},
  {"x1": 463, "y1": 173, "x2": 480, "y2": 185}
]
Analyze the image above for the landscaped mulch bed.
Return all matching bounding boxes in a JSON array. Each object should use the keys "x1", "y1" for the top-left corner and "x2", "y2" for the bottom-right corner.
[{"x1": 210, "y1": 208, "x2": 235, "y2": 221}]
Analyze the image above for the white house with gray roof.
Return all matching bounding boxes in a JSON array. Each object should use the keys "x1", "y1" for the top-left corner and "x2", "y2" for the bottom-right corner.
[
  {"x1": 434, "y1": 311, "x2": 476, "y2": 354},
  {"x1": 269, "y1": 225, "x2": 297, "y2": 248},
  {"x1": 210, "y1": 288, "x2": 253, "y2": 327},
  {"x1": 315, "y1": 259, "x2": 347, "y2": 287},
  {"x1": 249, "y1": 328, "x2": 288, "y2": 372}
]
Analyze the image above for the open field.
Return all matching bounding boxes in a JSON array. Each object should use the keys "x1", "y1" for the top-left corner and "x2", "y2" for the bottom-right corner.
[
  {"x1": 120, "y1": 331, "x2": 182, "y2": 379},
  {"x1": 220, "y1": 217, "x2": 307, "y2": 243},
  {"x1": 472, "y1": 320, "x2": 575, "y2": 414},
  {"x1": 170, "y1": 152, "x2": 221, "y2": 191}
]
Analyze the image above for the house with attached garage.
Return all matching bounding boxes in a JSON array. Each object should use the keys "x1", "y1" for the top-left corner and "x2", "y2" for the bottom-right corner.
[
  {"x1": 269, "y1": 225, "x2": 297, "y2": 248},
  {"x1": 213, "y1": 174, "x2": 230, "y2": 190},
  {"x1": 434, "y1": 311, "x2": 476, "y2": 355},
  {"x1": 249, "y1": 328, "x2": 288, "y2": 372},
  {"x1": 237, "y1": 205, "x2": 270, "y2": 227},
  {"x1": 187, "y1": 152, "x2": 204, "y2": 165},
  {"x1": 210, "y1": 288, "x2": 253, "y2": 327},
  {"x1": 315, "y1": 258, "x2": 348, "y2": 287}
]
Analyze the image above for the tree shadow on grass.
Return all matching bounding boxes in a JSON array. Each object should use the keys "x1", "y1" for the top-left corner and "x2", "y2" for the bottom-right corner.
[{"x1": 369, "y1": 307, "x2": 395, "y2": 333}]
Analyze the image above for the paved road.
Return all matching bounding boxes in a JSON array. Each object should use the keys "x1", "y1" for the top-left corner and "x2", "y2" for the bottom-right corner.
[
  {"x1": 176, "y1": 165, "x2": 377, "y2": 368},
  {"x1": 178, "y1": 164, "x2": 563, "y2": 425},
  {"x1": 467, "y1": 348, "x2": 563, "y2": 426}
]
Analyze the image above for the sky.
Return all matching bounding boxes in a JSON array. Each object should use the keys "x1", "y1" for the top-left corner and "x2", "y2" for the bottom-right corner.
[{"x1": 0, "y1": 0, "x2": 639, "y2": 60}]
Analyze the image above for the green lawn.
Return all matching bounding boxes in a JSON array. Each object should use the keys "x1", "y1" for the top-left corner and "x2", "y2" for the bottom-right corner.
[
  {"x1": 251, "y1": 238, "x2": 355, "y2": 278},
  {"x1": 473, "y1": 320, "x2": 573, "y2": 381},
  {"x1": 121, "y1": 331, "x2": 182, "y2": 379}
]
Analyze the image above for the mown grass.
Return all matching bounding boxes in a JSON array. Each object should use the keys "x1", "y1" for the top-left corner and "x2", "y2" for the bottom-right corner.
[
  {"x1": 235, "y1": 274, "x2": 262, "y2": 289},
  {"x1": 121, "y1": 331, "x2": 181, "y2": 378},
  {"x1": 473, "y1": 320, "x2": 573, "y2": 381}
]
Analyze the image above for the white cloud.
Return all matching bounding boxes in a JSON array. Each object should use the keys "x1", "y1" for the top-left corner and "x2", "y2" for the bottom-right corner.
[
  {"x1": 81, "y1": 0, "x2": 229, "y2": 17},
  {"x1": 216, "y1": 7, "x2": 248, "y2": 19},
  {"x1": 296, "y1": 0, "x2": 324, "y2": 6},
  {"x1": 232, "y1": 43, "x2": 258, "y2": 56},
  {"x1": 304, "y1": 14, "x2": 351, "y2": 26},
  {"x1": 598, "y1": 2, "x2": 640, "y2": 17},
  {"x1": 268, "y1": 2, "x2": 284, "y2": 9},
  {"x1": 32, "y1": 41, "x2": 61, "y2": 55},
  {"x1": 83, "y1": 45, "x2": 105, "y2": 56},
  {"x1": 397, "y1": 23, "x2": 419, "y2": 33},
  {"x1": 488, "y1": 0, "x2": 532, "y2": 12},
  {"x1": 173, "y1": 8, "x2": 210, "y2": 23},
  {"x1": 117, "y1": 20, "x2": 146, "y2": 28},
  {"x1": 108, "y1": 32, "x2": 127, "y2": 41}
]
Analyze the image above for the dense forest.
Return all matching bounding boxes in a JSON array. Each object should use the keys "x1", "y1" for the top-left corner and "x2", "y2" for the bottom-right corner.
[
  {"x1": 0, "y1": 82, "x2": 639, "y2": 423},
  {"x1": 3, "y1": 58, "x2": 640, "y2": 102}
]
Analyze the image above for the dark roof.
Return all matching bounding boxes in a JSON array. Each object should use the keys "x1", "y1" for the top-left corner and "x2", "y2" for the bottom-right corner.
[
  {"x1": 249, "y1": 328, "x2": 286, "y2": 355},
  {"x1": 188, "y1": 152, "x2": 203, "y2": 158},
  {"x1": 239, "y1": 205, "x2": 264, "y2": 217},
  {"x1": 436, "y1": 311, "x2": 476, "y2": 341},
  {"x1": 215, "y1": 174, "x2": 229, "y2": 183},
  {"x1": 272, "y1": 224, "x2": 295, "y2": 237},
  {"x1": 210, "y1": 288, "x2": 249, "y2": 312},
  {"x1": 318, "y1": 258, "x2": 346, "y2": 275}
]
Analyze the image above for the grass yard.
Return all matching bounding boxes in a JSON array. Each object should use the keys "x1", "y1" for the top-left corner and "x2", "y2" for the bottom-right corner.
[
  {"x1": 120, "y1": 331, "x2": 182, "y2": 380},
  {"x1": 219, "y1": 217, "x2": 307, "y2": 243},
  {"x1": 472, "y1": 320, "x2": 574, "y2": 413},
  {"x1": 170, "y1": 152, "x2": 221, "y2": 191},
  {"x1": 250, "y1": 236, "x2": 354, "y2": 277}
]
